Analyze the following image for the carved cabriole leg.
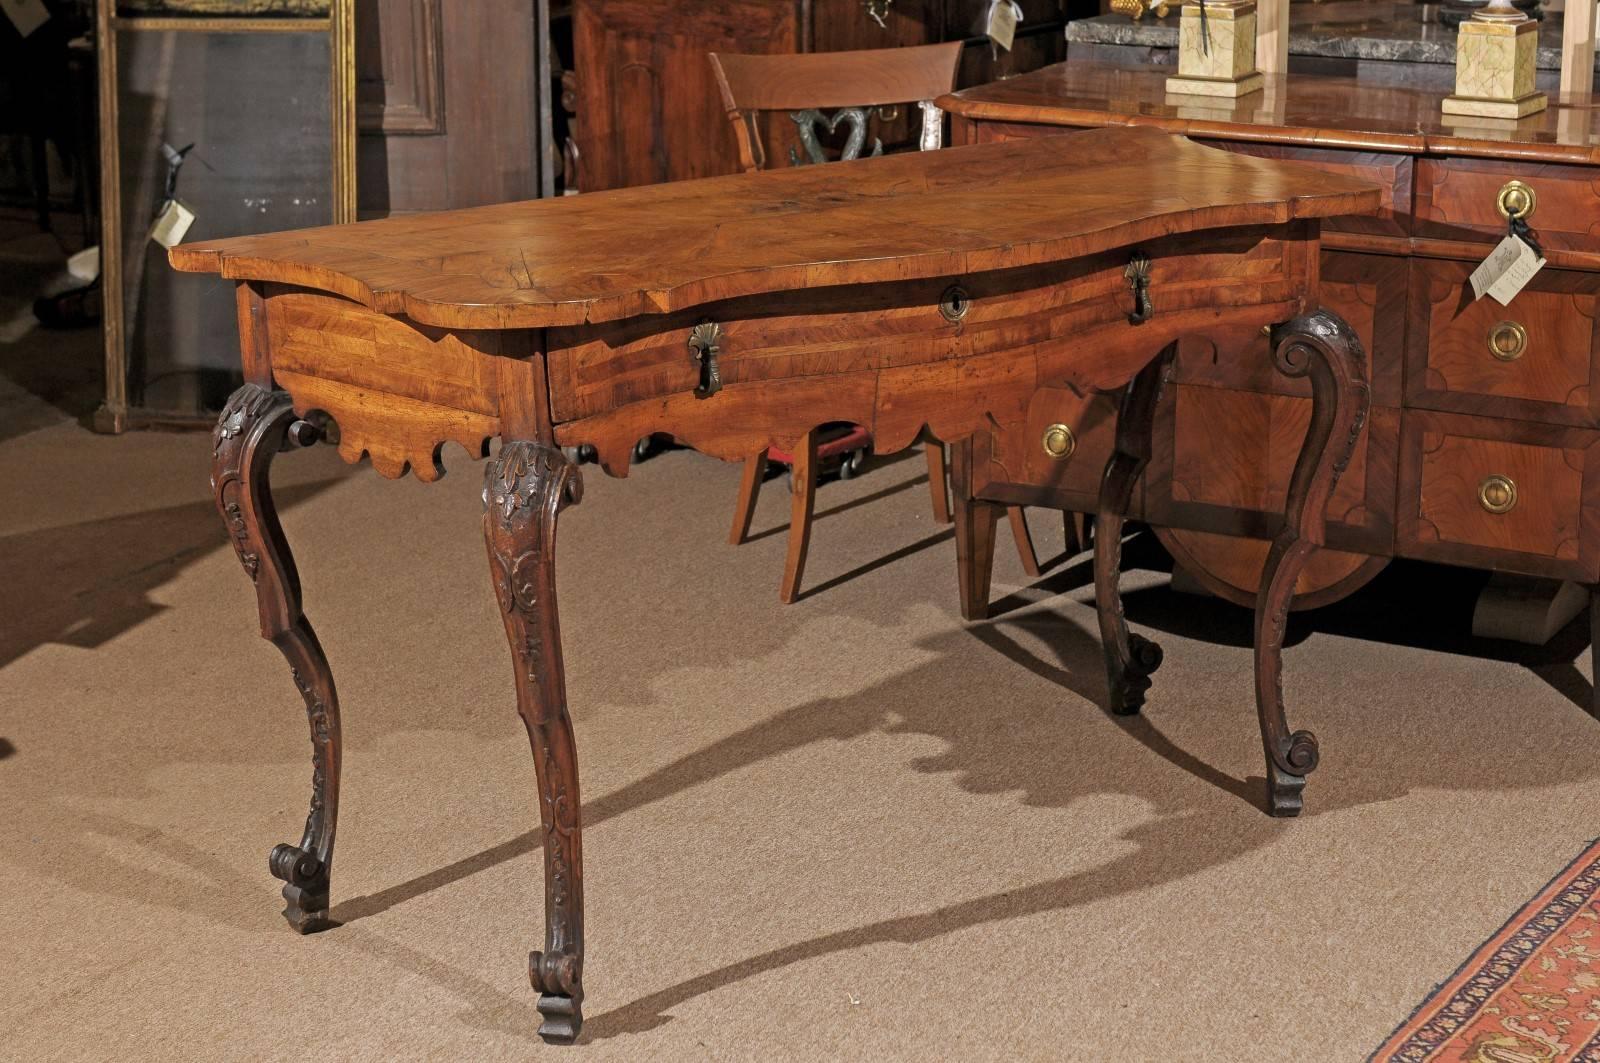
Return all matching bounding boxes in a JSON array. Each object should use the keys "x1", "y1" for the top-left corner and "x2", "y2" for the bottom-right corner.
[
  {"x1": 210, "y1": 383, "x2": 340, "y2": 933},
  {"x1": 482, "y1": 441, "x2": 586, "y2": 1044},
  {"x1": 1094, "y1": 346, "x2": 1173, "y2": 716},
  {"x1": 1257, "y1": 311, "x2": 1371, "y2": 816}
]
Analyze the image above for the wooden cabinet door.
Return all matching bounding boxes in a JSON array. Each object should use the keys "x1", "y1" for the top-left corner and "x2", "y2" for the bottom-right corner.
[
  {"x1": 356, "y1": 0, "x2": 552, "y2": 215},
  {"x1": 572, "y1": 0, "x2": 804, "y2": 191}
]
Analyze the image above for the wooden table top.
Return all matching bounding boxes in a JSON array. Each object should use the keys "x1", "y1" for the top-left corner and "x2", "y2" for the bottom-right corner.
[
  {"x1": 939, "y1": 61, "x2": 1600, "y2": 166},
  {"x1": 170, "y1": 126, "x2": 1379, "y2": 331}
]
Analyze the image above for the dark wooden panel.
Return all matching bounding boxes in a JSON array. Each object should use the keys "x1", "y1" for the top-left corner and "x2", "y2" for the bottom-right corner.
[
  {"x1": 571, "y1": 0, "x2": 803, "y2": 191},
  {"x1": 356, "y1": 0, "x2": 444, "y2": 134},
  {"x1": 356, "y1": 0, "x2": 546, "y2": 215}
]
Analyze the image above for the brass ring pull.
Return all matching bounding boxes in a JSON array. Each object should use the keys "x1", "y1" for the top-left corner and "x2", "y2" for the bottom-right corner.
[
  {"x1": 1496, "y1": 179, "x2": 1537, "y2": 221},
  {"x1": 1488, "y1": 320, "x2": 1527, "y2": 362},
  {"x1": 1042, "y1": 423, "x2": 1076, "y2": 460},
  {"x1": 1479, "y1": 474, "x2": 1518, "y2": 515}
]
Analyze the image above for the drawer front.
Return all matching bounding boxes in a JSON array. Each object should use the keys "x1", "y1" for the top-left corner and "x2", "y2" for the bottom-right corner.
[
  {"x1": 1398, "y1": 410, "x2": 1600, "y2": 581},
  {"x1": 976, "y1": 386, "x2": 1121, "y2": 512},
  {"x1": 1204, "y1": 141, "x2": 1414, "y2": 237},
  {"x1": 1407, "y1": 259, "x2": 1600, "y2": 426},
  {"x1": 547, "y1": 227, "x2": 1301, "y2": 423},
  {"x1": 1416, "y1": 157, "x2": 1600, "y2": 253}
]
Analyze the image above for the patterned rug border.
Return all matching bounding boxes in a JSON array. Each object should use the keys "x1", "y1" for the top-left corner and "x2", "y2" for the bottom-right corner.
[{"x1": 1369, "y1": 836, "x2": 1600, "y2": 1062}]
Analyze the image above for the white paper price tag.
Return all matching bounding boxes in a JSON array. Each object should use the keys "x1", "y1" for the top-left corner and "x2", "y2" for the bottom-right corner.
[
  {"x1": 149, "y1": 199, "x2": 196, "y2": 249},
  {"x1": 985, "y1": 0, "x2": 1022, "y2": 50},
  {"x1": 1469, "y1": 233, "x2": 1545, "y2": 307},
  {"x1": 0, "y1": 0, "x2": 49, "y2": 37}
]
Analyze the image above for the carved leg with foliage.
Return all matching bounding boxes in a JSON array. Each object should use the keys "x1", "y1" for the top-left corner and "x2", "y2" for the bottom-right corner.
[
  {"x1": 1256, "y1": 311, "x2": 1371, "y2": 816},
  {"x1": 1094, "y1": 346, "x2": 1173, "y2": 715},
  {"x1": 210, "y1": 383, "x2": 340, "y2": 934},
  {"x1": 483, "y1": 441, "x2": 587, "y2": 1044}
]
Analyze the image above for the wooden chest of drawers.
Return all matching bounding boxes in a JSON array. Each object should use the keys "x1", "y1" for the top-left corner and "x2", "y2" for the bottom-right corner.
[{"x1": 942, "y1": 62, "x2": 1600, "y2": 609}]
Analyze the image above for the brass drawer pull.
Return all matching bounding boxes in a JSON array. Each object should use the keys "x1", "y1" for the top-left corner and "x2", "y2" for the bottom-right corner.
[
  {"x1": 1496, "y1": 179, "x2": 1537, "y2": 221},
  {"x1": 1488, "y1": 320, "x2": 1527, "y2": 362},
  {"x1": 1042, "y1": 423, "x2": 1076, "y2": 460},
  {"x1": 1479, "y1": 474, "x2": 1518, "y2": 514}
]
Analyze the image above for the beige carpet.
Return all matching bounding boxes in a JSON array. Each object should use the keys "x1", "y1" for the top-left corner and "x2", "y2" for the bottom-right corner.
[{"x1": 4, "y1": 411, "x2": 1600, "y2": 1061}]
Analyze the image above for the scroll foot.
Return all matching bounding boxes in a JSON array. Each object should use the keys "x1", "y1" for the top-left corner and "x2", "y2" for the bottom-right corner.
[
  {"x1": 212, "y1": 383, "x2": 342, "y2": 933},
  {"x1": 484, "y1": 441, "x2": 586, "y2": 1045},
  {"x1": 531, "y1": 950, "x2": 583, "y2": 1044},
  {"x1": 1110, "y1": 632, "x2": 1164, "y2": 716},
  {"x1": 1255, "y1": 310, "x2": 1370, "y2": 816},
  {"x1": 1095, "y1": 345, "x2": 1173, "y2": 717},
  {"x1": 1266, "y1": 762, "x2": 1307, "y2": 818}
]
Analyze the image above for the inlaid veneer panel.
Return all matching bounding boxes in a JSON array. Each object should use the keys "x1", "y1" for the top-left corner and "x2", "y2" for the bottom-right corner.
[
  {"x1": 1174, "y1": 251, "x2": 1405, "y2": 408},
  {"x1": 1407, "y1": 259, "x2": 1600, "y2": 426},
  {"x1": 1398, "y1": 410, "x2": 1600, "y2": 581},
  {"x1": 1146, "y1": 383, "x2": 1396, "y2": 554},
  {"x1": 1416, "y1": 157, "x2": 1600, "y2": 254}
]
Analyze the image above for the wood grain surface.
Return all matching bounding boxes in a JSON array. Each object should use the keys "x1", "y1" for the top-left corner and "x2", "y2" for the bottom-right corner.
[
  {"x1": 171, "y1": 127, "x2": 1379, "y2": 329},
  {"x1": 940, "y1": 60, "x2": 1600, "y2": 167}
]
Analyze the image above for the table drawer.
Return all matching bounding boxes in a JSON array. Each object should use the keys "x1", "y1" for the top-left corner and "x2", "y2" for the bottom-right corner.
[
  {"x1": 1397, "y1": 410, "x2": 1600, "y2": 581},
  {"x1": 1416, "y1": 157, "x2": 1600, "y2": 253},
  {"x1": 1407, "y1": 259, "x2": 1600, "y2": 426},
  {"x1": 976, "y1": 386, "x2": 1121, "y2": 512}
]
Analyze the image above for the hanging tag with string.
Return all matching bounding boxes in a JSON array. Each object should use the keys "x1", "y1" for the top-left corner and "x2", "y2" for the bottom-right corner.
[
  {"x1": 1469, "y1": 202, "x2": 1545, "y2": 307},
  {"x1": 149, "y1": 142, "x2": 197, "y2": 249},
  {"x1": 985, "y1": 0, "x2": 1023, "y2": 51}
]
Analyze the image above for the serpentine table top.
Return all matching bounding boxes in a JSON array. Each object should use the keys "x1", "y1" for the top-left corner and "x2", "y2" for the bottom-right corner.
[{"x1": 172, "y1": 126, "x2": 1381, "y2": 1043}]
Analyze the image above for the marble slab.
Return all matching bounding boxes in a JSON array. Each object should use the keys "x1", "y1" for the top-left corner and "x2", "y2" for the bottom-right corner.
[{"x1": 1066, "y1": 1, "x2": 1600, "y2": 71}]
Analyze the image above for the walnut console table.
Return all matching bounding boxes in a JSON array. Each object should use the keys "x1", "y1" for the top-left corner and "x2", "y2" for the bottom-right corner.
[
  {"x1": 942, "y1": 62, "x2": 1600, "y2": 637},
  {"x1": 173, "y1": 128, "x2": 1379, "y2": 1043}
]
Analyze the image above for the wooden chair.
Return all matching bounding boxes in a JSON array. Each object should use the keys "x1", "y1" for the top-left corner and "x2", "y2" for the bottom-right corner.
[{"x1": 709, "y1": 44, "x2": 1046, "y2": 603}]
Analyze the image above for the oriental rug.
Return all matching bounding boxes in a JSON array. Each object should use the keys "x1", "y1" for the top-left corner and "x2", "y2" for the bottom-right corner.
[{"x1": 1372, "y1": 838, "x2": 1600, "y2": 1062}]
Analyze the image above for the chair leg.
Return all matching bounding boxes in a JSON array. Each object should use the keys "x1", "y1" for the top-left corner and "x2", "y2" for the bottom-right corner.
[
  {"x1": 728, "y1": 453, "x2": 768, "y2": 545},
  {"x1": 951, "y1": 437, "x2": 1001, "y2": 621},
  {"x1": 1064, "y1": 512, "x2": 1089, "y2": 557},
  {"x1": 1007, "y1": 507, "x2": 1042, "y2": 577},
  {"x1": 1591, "y1": 585, "x2": 1599, "y2": 717},
  {"x1": 780, "y1": 431, "x2": 817, "y2": 604},
  {"x1": 925, "y1": 441, "x2": 952, "y2": 524}
]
